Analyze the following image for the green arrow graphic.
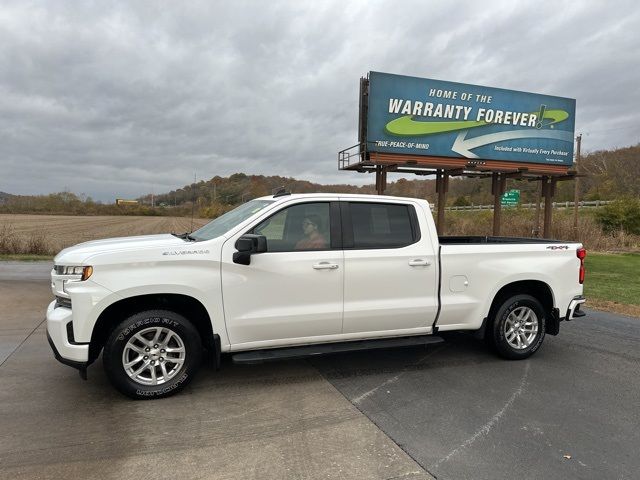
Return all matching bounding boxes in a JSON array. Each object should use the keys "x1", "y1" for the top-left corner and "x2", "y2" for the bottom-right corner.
[{"x1": 385, "y1": 109, "x2": 569, "y2": 136}]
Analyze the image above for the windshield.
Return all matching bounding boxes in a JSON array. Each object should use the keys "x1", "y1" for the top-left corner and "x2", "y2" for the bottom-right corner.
[{"x1": 191, "y1": 200, "x2": 275, "y2": 241}]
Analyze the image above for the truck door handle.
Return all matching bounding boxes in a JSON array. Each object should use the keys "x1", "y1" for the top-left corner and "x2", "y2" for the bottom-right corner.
[
  {"x1": 408, "y1": 259, "x2": 431, "y2": 267},
  {"x1": 313, "y1": 262, "x2": 339, "y2": 270}
]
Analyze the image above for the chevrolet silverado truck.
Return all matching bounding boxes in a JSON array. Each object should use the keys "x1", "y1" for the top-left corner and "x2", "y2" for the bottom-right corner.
[{"x1": 46, "y1": 192, "x2": 586, "y2": 399}]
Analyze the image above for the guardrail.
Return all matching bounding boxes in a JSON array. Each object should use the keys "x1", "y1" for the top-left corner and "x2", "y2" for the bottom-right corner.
[{"x1": 444, "y1": 200, "x2": 613, "y2": 211}]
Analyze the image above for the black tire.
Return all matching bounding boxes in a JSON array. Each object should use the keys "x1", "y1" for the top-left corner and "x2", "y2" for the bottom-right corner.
[
  {"x1": 487, "y1": 294, "x2": 546, "y2": 360},
  {"x1": 103, "y1": 309, "x2": 202, "y2": 399}
]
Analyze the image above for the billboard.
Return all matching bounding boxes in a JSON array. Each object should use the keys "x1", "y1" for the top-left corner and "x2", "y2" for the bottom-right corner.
[{"x1": 365, "y1": 72, "x2": 576, "y2": 166}]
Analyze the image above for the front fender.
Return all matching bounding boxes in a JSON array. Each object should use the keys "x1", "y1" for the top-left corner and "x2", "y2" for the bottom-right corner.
[{"x1": 72, "y1": 260, "x2": 227, "y2": 349}]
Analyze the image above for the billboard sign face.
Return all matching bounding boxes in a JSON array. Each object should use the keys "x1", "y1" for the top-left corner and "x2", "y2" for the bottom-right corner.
[{"x1": 366, "y1": 72, "x2": 576, "y2": 166}]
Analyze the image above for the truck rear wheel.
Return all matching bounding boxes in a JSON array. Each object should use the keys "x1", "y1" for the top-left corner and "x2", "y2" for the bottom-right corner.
[
  {"x1": 103, "y1": 310, "x2": 202, "y2": 399},
  {"x1": 488, "y1": 294, "x2": 546, "y2": 360}
]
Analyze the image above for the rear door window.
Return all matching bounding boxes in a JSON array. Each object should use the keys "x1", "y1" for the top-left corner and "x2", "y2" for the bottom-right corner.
[{"x1": 349, "y1": 202, "x2": 418, "y2": 249}]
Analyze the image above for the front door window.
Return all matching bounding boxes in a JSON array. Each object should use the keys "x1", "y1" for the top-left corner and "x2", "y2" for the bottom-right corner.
[{"x1": 253, "y1": 202, "x2": 331, "y2": 252}]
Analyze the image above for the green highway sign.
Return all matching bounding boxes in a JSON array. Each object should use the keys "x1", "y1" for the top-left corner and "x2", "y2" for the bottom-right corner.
[{"x1": 501, "y1": 189, "x2": 520, "y2": 206}]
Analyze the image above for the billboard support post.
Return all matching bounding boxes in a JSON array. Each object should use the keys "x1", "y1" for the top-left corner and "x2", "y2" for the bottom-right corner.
[
  {"x1": 375, "y1": 165, "x2": 388, "y2": 194},
  {"x1": 492, "y1": 173, "x2": 507, "y2": 235},
  {"x1": 542, "y1": 176, "x2": 557, "y2": 238},
  {"x1": 533, "y1": 182, "x2": 542, "y2": 237},
  {"x1": 382, "y1": 167, "x2": 387, "y2": 193},
  {"x1": 435, "y1": 170, "x2": 449, "y2": 234}
]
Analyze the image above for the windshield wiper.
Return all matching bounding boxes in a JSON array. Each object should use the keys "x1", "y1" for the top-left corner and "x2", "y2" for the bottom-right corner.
[{"x1": 171, "y1": 232, "x2": 198, "y2": 242}]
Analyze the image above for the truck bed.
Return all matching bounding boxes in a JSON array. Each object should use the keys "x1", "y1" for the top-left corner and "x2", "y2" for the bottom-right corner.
[{"x1": 435, "y1": 235, "x2": 582, "y2": 332}]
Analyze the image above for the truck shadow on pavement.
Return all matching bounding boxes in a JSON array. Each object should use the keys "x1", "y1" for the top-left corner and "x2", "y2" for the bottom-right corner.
[{"x1": 306, "y1": 332, "x2": 495, "y2": 380}]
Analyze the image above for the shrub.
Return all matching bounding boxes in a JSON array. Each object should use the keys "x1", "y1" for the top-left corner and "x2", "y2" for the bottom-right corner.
[
  {"x1": 452, "y1": 196, "x2": 471, "y2": 207},
  {"x1": 25, "y1": 230, "x2": 51, "y2": 255},
  {"x1": 0, "y1": 224, "x2": 53, "y2": 255},
  {"x1": 595, "y1": 198, "x2": 640, "y2": 235},
  {"x1": 0, "y1": 224, "x2": 21, "y2": 254}
]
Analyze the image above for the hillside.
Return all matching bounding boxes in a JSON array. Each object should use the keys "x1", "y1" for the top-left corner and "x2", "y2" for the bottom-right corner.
[
  {"x1": 1, "y1": 144, "x2": 638, "y2": 216},
  {"x1": 0, "y1": 192, "x2": 14, "y2": 205},
  {"x1": 145, "y1": 143, "x2": 640, "y2": 211}
]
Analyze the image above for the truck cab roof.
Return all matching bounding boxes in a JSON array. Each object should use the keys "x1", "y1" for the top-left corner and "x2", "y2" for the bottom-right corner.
[{"x1": 258, "y1": 192, "x2": 431, "y2": 207}]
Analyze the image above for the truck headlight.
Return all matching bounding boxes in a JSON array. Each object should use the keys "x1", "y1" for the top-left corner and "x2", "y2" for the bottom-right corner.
[{"x1": 55, "y1": 265, "x2": 93, "y2": 280}]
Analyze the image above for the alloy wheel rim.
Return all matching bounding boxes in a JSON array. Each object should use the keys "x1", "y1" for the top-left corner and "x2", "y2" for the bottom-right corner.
[
  {"x1": 504, "y1": 306, "x2": 539, "y2": 350},
  {"x1": 122, "y1": 326, "x2": 186, "y2": 386}
]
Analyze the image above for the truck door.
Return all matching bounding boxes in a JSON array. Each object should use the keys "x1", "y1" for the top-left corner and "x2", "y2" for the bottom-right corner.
[
  {"x1": 221, "y1": 201, "x2": 344, "y2": 348},
  {"x1": 341, "y1": 200, "x2": 438, "y2": 335}
]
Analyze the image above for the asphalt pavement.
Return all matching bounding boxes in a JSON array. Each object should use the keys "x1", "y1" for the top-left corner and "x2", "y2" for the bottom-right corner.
[
  {"x1": 313, "y1": 310, "x2": 640, "y2": 480},
  {"x1": 1, "y1": 261, "x2": 638, "y2": 480}
]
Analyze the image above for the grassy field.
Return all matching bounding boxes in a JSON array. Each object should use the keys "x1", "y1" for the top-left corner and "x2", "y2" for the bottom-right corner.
[
  {"x1": 0, "y1": 254, "x2": 54, "y2": 261},
  {"x1": 584, "y1": 253, "x2": 640, "y2": 316},
  {"x1": 0, "y1": 214, "x2": 209, "y2": 255},
  {"x1": 1, "y1": 213, "x2": 638, "y2": 317}
]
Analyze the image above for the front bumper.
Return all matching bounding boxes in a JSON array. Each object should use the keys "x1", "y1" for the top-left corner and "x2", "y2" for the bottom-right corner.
[
  {"x1": 45, "y1": 300, "x2": 89, "y2": 365},
  {"x1": 47, "y1": 331, "x2": 88, "y2": 372}
]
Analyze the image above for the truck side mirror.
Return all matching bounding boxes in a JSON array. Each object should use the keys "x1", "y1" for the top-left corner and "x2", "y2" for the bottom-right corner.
[{"x1": 233, "y1": 234, "x2": 267, "y2": 265}]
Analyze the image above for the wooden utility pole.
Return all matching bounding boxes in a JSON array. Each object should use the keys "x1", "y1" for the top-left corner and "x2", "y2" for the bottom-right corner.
[{"x1": 573, "y1": 134, "x2": 582, "y2": 240}]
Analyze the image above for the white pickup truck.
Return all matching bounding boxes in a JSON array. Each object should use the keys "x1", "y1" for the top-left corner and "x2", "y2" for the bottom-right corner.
[{"x1": 47, "y1": 192, "x2": 586, "y2": 399}]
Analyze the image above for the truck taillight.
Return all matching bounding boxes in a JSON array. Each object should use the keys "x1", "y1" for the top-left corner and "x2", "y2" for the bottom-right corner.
[{"x1": 577, "y1": 247, "x2": 586, "y2": 284}]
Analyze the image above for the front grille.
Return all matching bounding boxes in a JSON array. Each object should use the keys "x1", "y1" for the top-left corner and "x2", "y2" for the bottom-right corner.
[
  {"x1": 54, "y1": 265, "x2": 65, "y2": 275},
  {"x1": 55, "y1": 296, "x2": 72, "y2": 309}
]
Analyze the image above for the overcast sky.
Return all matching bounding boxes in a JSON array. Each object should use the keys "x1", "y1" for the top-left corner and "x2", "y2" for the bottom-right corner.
[{"x1": 1, "y1": 0, "x2": 639, "y2": 201}]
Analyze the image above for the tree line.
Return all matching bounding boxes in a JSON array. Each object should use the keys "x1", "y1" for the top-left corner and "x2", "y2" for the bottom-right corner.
[{"x1": 2, "y1": 144, "x2": 638, "y2": 217}]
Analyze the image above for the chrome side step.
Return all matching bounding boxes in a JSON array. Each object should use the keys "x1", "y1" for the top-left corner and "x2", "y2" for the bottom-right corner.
[{"x1": 232, "y1": 335, "x2": 444, "y2": 364}]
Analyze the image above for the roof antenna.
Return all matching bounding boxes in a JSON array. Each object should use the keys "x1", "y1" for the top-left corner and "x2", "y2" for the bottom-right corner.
[
  {"x1": 190, "y1": 173, "x2": 196, "y2": 233},
  {"x1": 272, "y1": 186, "x2": 291, "y2": 198}
]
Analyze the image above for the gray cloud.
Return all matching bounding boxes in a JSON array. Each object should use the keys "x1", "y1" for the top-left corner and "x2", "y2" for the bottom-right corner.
[{"x1": 1, "y1": 0, "x2": 639, "y2": 201}]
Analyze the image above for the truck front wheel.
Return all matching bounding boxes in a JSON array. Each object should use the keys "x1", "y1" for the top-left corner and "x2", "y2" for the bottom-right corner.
[
  {"x1": 488, "y1": 294, "x2": 546, "y2": 360},
  {"x1": 103, "y1": 310, "x2": 202, "y2": 399}
]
